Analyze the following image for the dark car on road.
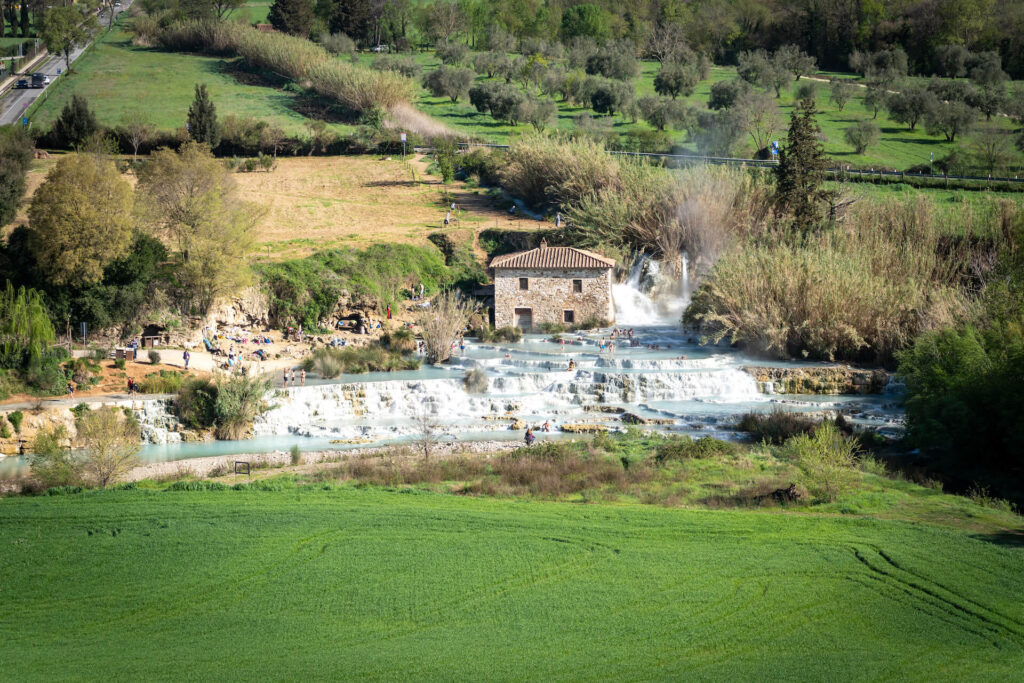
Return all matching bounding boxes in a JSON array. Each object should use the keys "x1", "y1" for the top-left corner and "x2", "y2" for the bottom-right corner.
[
  {"x1": 31, "y1": 73, "x2": 48, "y2": 88},
  {"x1": 15, "y1": 78, "x2": 29, "y2": 89}
]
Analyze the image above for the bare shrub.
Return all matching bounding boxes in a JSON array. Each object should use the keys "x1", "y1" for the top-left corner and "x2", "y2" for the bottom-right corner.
[
  {"x1": 78, "y1": 406, "x2": 141, "y2": 488},
  {"x1": 418, "y1": 291, "x2": 479, "y2": 363},
  {"x1": 735, "y1": 409, "x2": 818, "y2": 445}
]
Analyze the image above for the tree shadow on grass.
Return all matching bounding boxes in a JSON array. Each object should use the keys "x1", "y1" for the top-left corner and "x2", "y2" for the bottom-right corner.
[
  {"x1": 362, "y1": 180, "x2": 426, "y2": 188},
  {"x1": 971, "y1": 529, "x2": 1024, "y2": 547}
]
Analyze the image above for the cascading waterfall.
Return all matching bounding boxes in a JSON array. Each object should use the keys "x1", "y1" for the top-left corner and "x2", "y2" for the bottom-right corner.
[
  {"x1": 110, "y1": 249, "x2": 902, "y2": 463},
  {"x1": 612, "y1": 252, "x2": 691, "y2": 326}
]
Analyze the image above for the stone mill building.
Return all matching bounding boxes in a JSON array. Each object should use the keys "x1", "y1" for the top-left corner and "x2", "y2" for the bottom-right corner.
[{"x1": 490, "y1": 240, "x2": 615, "y2": 331}]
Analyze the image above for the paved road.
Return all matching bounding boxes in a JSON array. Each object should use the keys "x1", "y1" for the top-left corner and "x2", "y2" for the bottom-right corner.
[{"x1": 0, "y1": 2, "x2": 131, "y2": 126}]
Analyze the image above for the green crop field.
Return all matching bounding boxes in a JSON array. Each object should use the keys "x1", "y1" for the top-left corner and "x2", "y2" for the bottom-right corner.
[{"x1": 1, "y1": 485, "x2": 1022, "y2": 679}]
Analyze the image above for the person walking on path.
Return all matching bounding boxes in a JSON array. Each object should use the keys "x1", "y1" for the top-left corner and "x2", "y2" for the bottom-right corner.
[
  {"x1": 386, "y1": 303, "x2": 392, "y2": 320},
  {"x1": 183, "y1": 349, "x2": 190, "y2": 370},
  {"x1": 283, "y1": 367, "x2": 289, "y2": 387},
  {"x1": 444, "y1": 211, "x2": 451, "y2": 226},
  {"x1": 300, "y1": 369, "x2": 306, "y2": 386}
]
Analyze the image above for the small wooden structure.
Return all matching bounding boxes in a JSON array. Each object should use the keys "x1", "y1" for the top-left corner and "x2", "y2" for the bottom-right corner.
[
  {"x1": 115, "y1": 347, "x2": 136, "y2": 361},
  {"x1": 141, "y1": 336, "x2": 161, "y2": 349}
]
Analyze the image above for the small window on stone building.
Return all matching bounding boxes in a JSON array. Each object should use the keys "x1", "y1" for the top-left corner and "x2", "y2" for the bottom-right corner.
[
  {"x1": 563, "y1": 310, "x2": 575, "y2": 324},
  {"x1": 519, "y1": 277, "x2": 529, "y2": 290},
  {"x1": 572, "y1": 279, "x2": 582, "y2": 293}
]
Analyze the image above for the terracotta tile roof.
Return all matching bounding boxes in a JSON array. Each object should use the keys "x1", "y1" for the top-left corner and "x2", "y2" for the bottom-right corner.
[{"x1": 490, "y1": 245, "x2": 616, "y2": 270}]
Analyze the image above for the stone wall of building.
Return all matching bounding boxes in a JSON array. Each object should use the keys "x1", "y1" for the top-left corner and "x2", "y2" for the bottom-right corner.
[{"x1": 493, "y1": 267, "x2": 613, "y2": 329}]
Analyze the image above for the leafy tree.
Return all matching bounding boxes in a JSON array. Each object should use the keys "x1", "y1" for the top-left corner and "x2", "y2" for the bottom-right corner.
[
  {"x1": 329, "y1": 0, "x2": 374, "y2": 45},
  {"x1": 78, "y1": 406, "x2": 140, "y2": 488},
  {"x1": 436, "y1": 41, "x2": 468, "y2": 65},
  {"x1": 136, "y1": 143, "x2": 256, "y2": 313},
  {"x1": 886, "y1": 86, "x2": 936, "y2": 131},
  {"x1": 517, "y1": 97, "x2": 557, "y2": 131},
  {"x1": 41, "y1": 5, "x2": 96, "y2": 74},
  {"x1": 590, "y1": 79, "x2": 634, "y2": 117},
  {"x1": 737, "y1": 49, "x2": 769, "y2": 86},
  {"x1": 969, "y1": 51, "x2": 1007, "y2": 87},
  {"x1": 585, "y1": 43, "x2": 640, "y2": 81},
  {"x1": 776, "y1": 44, "x2": 817, "y2": 81},
  {"x1": 423, "y1": 65, "x2": 474, "y2": 103},
  {"x1": 0, "y1": 125, "x2": 33, "y2": 226},
  {"x1": 27, "y1": 155, "x2": 134, "y2": 288},
  {"x1": 925, "y1": 100, "x2": 977, "y2": 142},
  {"x1": 51, "y1": 94, "x2": 98, "y2": 149},
  {"x1": 653, "y1": 61, "x2": 698, "y2": 99},
  {"x1": 560, "y1": 3, "x2": 610, "y2": 43},
  {"x1": 268, "y1": 0, "x2": 315, "y2": 37},
  {"x1": 844, "y1": 120, "x2": 880, "y2": 154},
  {"x1": 863, "y1": 83, "x2": 887, "y2": 119},
  {"x1": 0, "y1": 281, "x2": 54, "y2": 370},
  {"x1": 850, "y1": 47, "x2": 907, "y2": 88},
  {"x1": 774, "y1": 99, "x2": 833, "y2": 235},
  {"x1": 433, "y1": 137, "x2": 456, "y2": 183},
  {"x1": 187, "y1": 83, "x2": 221, "y2": 148},
  {"x1": 935, "y1": 44, "x2": 971, "y2": 78},
  {"x1": 708, "y1": 79, "x2": 750, "y2": 110},
  {"x1": 793, "y1": 81, "x2": 817, "y2": 102},
  {"x1": 638, "y1": 96, "x2": 692, "y2": 131},
  {"x1": 967, "y1": 85, "x2": 1006, "y2": 120},
  {"x1": 829, "y1": 79, "x2": 853, "y2": 111}
]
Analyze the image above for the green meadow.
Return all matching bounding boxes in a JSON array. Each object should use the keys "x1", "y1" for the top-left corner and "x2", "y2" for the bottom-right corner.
[{"x1": 1, "y1": 484, "x2": 1022, "y2": 680}]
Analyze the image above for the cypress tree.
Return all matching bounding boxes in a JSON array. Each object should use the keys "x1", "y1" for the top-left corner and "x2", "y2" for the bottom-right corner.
[
  {"x1": 268, "y1": 0, "x2": 315, "y2": 37},
  {"x1": 52, "y1": 94, "x2": 98, "y2": 149},
  {"x1": 773, "y1": 98, "x2": 834, "y2": 236},
  {"x1": 187, "y1": 83, "x2": 221, "y2": 149}
]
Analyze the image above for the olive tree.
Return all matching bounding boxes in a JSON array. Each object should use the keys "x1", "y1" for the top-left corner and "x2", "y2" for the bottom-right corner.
[
  {"x1": 423, "y1": 65, "x2": 474, "y2": 103},
  {"x1": 844, "y1": 120, "x2": 880, "y2": 154}
]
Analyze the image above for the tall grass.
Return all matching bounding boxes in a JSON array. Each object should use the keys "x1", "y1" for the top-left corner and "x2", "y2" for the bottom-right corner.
[
  {"x1": 569, "y1": 163, "x2": 772, "y2": 267},
  {"x1": 154, "y1": 19, "x2": 413, "y2": 116},
  {"x1": 301, "y1": 345, "x2": 419, "y2": 378},
  {"x1": 499, "y1": 131, "x2": 619, "y2": 209},
  {"x1": 686, "y1": 197, "x2": 989, "y2": 363}
]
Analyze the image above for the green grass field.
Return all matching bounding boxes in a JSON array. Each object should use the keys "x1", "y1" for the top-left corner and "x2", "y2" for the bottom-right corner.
[
  {"x1": 29, "y1": 22, "x2": 351, "y2": 137},
  {"x1": 1, "y1": 483, "x2": 1022, "y2": 679}
]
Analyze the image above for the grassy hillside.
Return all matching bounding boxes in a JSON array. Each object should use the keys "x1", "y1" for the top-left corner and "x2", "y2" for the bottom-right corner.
[{"x1": 1, "y1": 484, "x2": 1022, "y2": 679}]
